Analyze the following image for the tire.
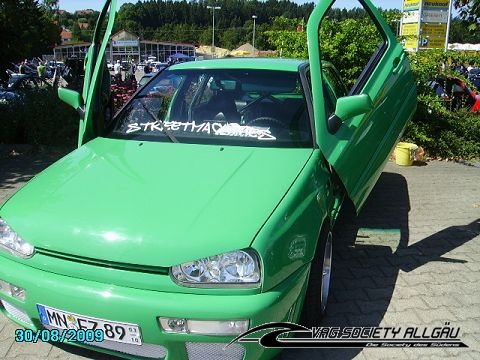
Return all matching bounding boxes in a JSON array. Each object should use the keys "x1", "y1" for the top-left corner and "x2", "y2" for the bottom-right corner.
[{"x1": 300, "y1": 226, "x2": 333, "y2": 328}]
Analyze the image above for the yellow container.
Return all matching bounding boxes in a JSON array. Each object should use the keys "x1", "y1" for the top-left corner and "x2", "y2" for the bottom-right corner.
[{"x1": 395, "y1": 142, "x2": 418, "y2": 166}]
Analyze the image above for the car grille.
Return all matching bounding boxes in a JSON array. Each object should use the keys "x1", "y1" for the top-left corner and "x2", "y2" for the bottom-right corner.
[
  {"x1": 36, "y1": 248, "x2": 169, "y2": 275},
  {"x1": 1, "y1": 300, "x2": 34, "y2": 326},
  {"x1": 43, "y1": 324, "x2": 167, "y2": 359},
  {"x1": 185, "y1": 342, "x2": 245, "y2": 360}
]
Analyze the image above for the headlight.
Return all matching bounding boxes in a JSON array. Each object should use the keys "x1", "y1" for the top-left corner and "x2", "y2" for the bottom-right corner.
[
  {"x1": 171, "y1": 249, "x2": 260, "y2": 287},
  {"x1": 0, "y1": 219, "x2": 35, "y2": 258}
]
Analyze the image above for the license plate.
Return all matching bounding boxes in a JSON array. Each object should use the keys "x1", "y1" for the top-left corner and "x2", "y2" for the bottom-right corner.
[{"x1": 37, "y1": 304, "x2": 142, "y2": 345}]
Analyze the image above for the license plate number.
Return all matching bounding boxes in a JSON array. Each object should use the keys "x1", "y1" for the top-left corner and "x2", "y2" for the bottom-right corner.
[{"x1": 37, "y1": 304, "x2": 142, "y2": 345}]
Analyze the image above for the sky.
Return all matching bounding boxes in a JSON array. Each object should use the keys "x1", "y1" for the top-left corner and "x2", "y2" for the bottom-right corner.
[{"x1": 57, "y1": 0, "x2": 404, "y2": 13}]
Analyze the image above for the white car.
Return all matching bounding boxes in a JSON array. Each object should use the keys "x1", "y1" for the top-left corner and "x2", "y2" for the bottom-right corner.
[{"x1": 150, "y1": 61, "x2": 168, "y2": 73}]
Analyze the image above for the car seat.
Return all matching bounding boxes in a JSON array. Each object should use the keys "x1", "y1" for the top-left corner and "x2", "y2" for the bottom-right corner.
[{"x1": 195, "y1": 91, "x2": 241, "y2": 122}]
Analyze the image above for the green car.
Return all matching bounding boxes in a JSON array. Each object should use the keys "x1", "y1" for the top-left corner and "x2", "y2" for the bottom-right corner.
[{"x1": 0, "y1": 0, "x2": 416, "y2": 359}]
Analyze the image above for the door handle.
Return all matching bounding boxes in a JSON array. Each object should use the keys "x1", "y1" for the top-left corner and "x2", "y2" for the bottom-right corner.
[{"x1": 392, "y1": 55, "x2": 404, "y2": 75}]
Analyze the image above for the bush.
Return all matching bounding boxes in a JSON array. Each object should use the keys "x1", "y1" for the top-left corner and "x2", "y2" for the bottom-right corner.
[
  {"x1": 404, "y1": 105, "x2": 480, "y2": 160},
  {"x1": 0, "y1": 77, "x2": 138, "y2": 148},
  {"x1": 0, "y1": 87, "x2": 78, "y2": 146},
  {"x1": 406, "y1": 49, "x2": 480, "y2": 160}
]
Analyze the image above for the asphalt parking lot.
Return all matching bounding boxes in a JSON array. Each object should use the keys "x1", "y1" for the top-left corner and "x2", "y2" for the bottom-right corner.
[{"x1": 0, "y1": 146, "x2": 479, "y2": 359}]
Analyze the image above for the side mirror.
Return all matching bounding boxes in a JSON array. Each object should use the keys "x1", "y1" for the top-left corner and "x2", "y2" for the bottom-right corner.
[
  {"x1": 328, "y1": 94, "x2": 373, "y2": 134},
  {"x1": 58, "y1": 87, "x2": 85, "y2": 119}
]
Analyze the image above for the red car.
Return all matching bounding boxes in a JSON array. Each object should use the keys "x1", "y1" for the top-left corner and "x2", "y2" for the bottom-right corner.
[{"x1": 430, "y1": 76, "x2": 480, "y2": 112}]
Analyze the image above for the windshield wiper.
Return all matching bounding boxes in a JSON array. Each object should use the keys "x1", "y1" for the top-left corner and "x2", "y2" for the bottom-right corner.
[{"x1": 138, "y1": 98, "x2": 179, "y2": 143}]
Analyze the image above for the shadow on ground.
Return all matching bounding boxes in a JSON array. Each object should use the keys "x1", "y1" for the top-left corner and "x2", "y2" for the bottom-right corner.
[
  {"x1": 278, "y1": 171, "x2": 479, "y2": 360},
  {"x1": 0, "y1": 146, "x2": 71, "y2": 193}
]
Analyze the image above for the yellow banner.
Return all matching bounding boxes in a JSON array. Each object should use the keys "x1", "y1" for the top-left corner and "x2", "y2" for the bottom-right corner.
[
  {"x1": 403, "y1": 0, "x2": 450, "y2": 11},
  {"x1": 404, "y1": 0, "x2": 420, "y2": 10},
  {"x1": 404, "y1": 37, "x2": 418, "y2": 50},
  {"x1": 420, "y1": 23, "x2": 447, "y2": 48},
  {"x1": 420, "y1": 37, "x2": 446, "y2": 48},
  {"x1": 423, "y1": 0, "x2": 450, "y2": 9},
  {"x1": 422, "y1": 23, "x2": 447, "y2": 36},
  {"x1": 402, "y1": 23, "x2": 419, "y2": 36}
]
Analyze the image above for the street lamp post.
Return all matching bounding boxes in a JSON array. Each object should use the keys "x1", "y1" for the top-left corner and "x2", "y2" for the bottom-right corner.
[
  {"x1": 252, "y1": 15, "x2": 257, "y2": 57},
  {"x1": 207, "y1": 5, "x2": 221, "y2": 57},
  {"x1": 392, "y1": 19, "x2": 400, "y2": 36}
]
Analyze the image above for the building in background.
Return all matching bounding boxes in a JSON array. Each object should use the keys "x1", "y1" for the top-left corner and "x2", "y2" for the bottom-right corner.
[
  {"x1": 53, "y1": 30, "x2": 196, "y2": 63},
  {"x1": 60, "y1": 28, "x2": 73, "y2": 44}
]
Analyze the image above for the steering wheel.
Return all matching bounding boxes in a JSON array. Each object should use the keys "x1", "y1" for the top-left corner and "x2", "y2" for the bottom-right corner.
[{"x1": 246, "y1": 116, "x2": 286, "y2": 128}]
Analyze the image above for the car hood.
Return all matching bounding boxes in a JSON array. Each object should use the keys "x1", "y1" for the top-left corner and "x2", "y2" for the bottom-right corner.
[{"x1": 1, "y1": 138, "x2": 313, "y2": 267}]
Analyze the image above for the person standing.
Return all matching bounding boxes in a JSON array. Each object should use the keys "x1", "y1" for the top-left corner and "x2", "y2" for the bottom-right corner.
[
  {"x1": 144, "y1": 62, "x2": 151, "y2": 74},
  {"x1": 37, "y1": 61, "x2": 46, "y2": 77},
  {"x1": 114, "y1": 59, "x2": 122, "y2": 82},
  {"x1": 18, "y1": 61, "x2": 25, "y2": 74},
  {"x1": 130, "y1": 59, "x2": 136, "y2": 74}
]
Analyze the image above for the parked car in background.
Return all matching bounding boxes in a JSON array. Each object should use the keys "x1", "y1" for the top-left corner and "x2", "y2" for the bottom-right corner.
[
  {"x1": 121, "y1": 60, "x2": 131, "y2": 71},
  {"x1": 429, "y1": 75, "x2": 480, "y2": 112},
  {"x1": 0, "y1": 0, "x2": 416, "y2": 359},
  {"x1": 47, "y1": 61, "x2": 65, "y2": 75},
  {"x1": 0, "y1": 74, "x2": 51, "y2": 104},
  {"x1": 468, "y1": 67, "x2": 480, "y2": 91},
  {"x1": 150, "y1": 61, "x2": 168, "y2": 73}
]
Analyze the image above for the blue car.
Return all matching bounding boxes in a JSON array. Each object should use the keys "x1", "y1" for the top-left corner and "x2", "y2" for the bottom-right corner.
[
  {"x1": 0, "y1": 75, "x2": 51, "y2": 104},
  {"x1": 468, "y1": 67, "x2": 480, "y2": 91}
]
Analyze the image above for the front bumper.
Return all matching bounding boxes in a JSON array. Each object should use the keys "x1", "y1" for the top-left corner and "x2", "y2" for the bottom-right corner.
[{"x1": 0, "y1": 254, "x2": 309, "y2": 360}]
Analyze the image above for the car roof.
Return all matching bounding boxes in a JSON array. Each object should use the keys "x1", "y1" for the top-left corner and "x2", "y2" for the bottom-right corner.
[{"x1": 170, "y1": 58, "x2": 307, "y2": 72}]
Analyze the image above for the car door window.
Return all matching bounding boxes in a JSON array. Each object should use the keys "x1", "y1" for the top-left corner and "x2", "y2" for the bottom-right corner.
[
  {"x1": 318, "y1": 0, "x2": 385, "y2": 93},
  {"x1": 322, "y1": 63, "x2": 347, "y2": 100}
]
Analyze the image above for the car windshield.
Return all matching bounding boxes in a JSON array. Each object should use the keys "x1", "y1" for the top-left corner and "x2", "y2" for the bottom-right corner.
[{"x1": 107, "y1": 68, "x2": 312, "y2": 148}]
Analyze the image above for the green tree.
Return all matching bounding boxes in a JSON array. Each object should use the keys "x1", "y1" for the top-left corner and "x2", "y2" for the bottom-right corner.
[
  {"x1": 71, "y1": 21, "x2": 82, "y2": 41},
  {"x1": 404, "y1": 49, "x2": 480, "y2": 159},
  {"x1": 40, "y1": 0, "x2": 59, "y2": 22},
  {"x1": 270, "y1": 16, "x2": 299, "y2": 31},
  {"x1": 449, "y1": 18, "x2": 480, "y2": 43},
  {"x1": 40, "y1": 0, "x2": 58, "y2": 11},
  {"x1": 0, "y1": 0, "x2": 60, "y2": 79},
  {"x1": 220, "y1": 27, "x2": 246, "y2": 50},
  {"x1": 112, "y1": 0, "x2": 315, "y2": 49},
  {"x1": 319, "y1": 17, "x2": 379, "y2": 85},
  {"x1": 454, "y1": 0, "x2": 480, "y2": 22},
  {"x1": 264, "y1": 28, "x2": 307, "y2": 59},
  {"x1": 265, "y1": 15, "x2": 380, "y2": 85}
]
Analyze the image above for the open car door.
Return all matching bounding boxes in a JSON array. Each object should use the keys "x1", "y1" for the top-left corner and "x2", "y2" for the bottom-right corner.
[
  {"x1": 58, "y1": 0, "x2": 117, "y2": 146},
  {"x1": 307, "y1": 0, "x2": 417, "y2": 210}
]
